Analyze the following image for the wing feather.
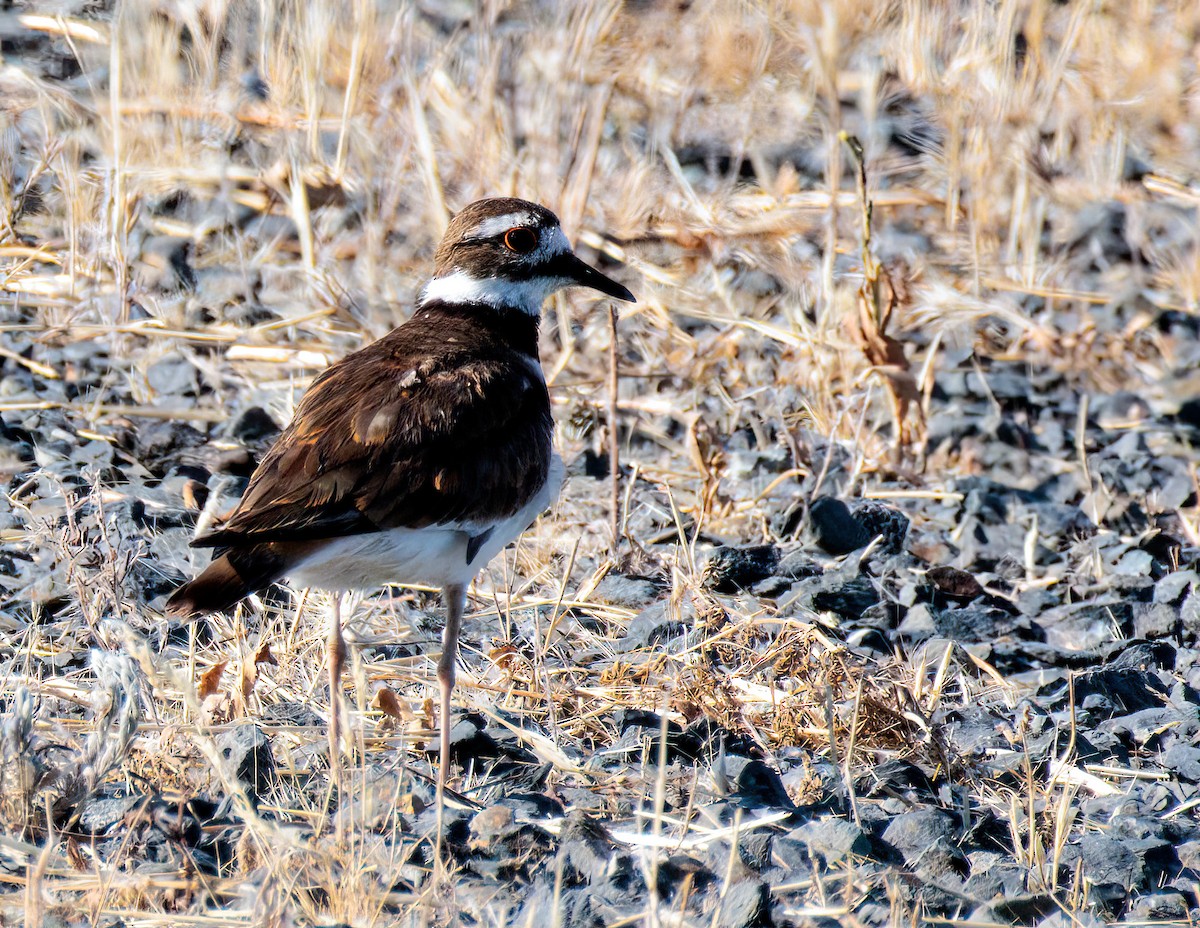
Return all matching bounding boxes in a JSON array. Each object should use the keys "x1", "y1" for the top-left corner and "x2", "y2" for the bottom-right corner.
[{"x1": 193, "y1": 326, "x2": 551, "y2": 548}]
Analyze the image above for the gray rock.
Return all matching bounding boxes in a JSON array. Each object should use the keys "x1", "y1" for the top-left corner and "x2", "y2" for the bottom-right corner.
[
  {"x1": 711, "y1": 877, "x2": 769, "y2": 928},
  {"x1": 787, "y1": 817, "x2": 871, "y2": 862},
  {"x1": 1134, "y1": 602, "x2": 1179, "y2": 639},
  {"x1": 1177, "y1": 839, "x2": 1200, "y2": 872},
  {"x1": 897, "y1": 602, "x2": 937, "y2": 638},
  {"x1": 1183, "y1": 592, "x2": 1200, "y2": 642},
  {"x1": 592, "y1": 574, "x2": 662, "y2": 608},
  {"x1": 1161, "y1": 744, "x2": 1200, "y2": 783},
  {"x1": 144, "y1": 353, "x2": 197, "y2": 397},
  {"x1": 776, "y1": 549, "x2": 821, "y2": 580},
  {"x1": 1041, "y1": 601, "x2": 1134, "y2": 651},
  {"x1": 1125, "y1": 890, "x2": 1187, "y2": 921},
  {"x1": 1155, "y1": 570, "x2": 1197, "y2": 606},
  {"x1": 882, "y1": 809, "x2": 967, "y2": 882},
  {"x1": 556, "y1": 812, "x2": 626, "y2": 885},
  {"x1": 1036, "y1": 913, "x2": 1104, "y2": 928},
  {"x1": 1071, "y1": 834, "x2": 1140, "y2": 889},
  {"x1": 77, "y1": 794, "x2": 141, "y2": 833},
  {"x1": 615, "y1": 601, "x2": 689, "y2": 652},
  {"x1": 216, "y1": 723, "x2": 276, "y2": 800}
]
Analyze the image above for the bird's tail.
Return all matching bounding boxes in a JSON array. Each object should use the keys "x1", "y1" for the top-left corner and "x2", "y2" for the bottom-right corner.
[{"x1": 166, "y1": 545, "x2": 289, "y2": 618}]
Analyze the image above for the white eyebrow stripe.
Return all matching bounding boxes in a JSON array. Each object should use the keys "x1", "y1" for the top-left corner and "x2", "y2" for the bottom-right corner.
[{"x1": 470, "y1": 212, "x2": 536, "y2": 239}]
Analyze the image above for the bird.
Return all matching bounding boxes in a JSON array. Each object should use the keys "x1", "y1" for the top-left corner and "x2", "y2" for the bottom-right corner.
[{"x1": 165, "y1": 196, "x2": 636, "y2": 841}]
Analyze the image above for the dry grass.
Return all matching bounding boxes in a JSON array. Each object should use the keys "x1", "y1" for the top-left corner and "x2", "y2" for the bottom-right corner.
[{"x1": 1, "y1": 0, "x2": 1199, "y2": 925}]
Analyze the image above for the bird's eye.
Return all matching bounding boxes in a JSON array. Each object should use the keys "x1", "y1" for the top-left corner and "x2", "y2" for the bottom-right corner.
[{"x1": 503, "y1": 227, "x2": 538, "y2": 254}]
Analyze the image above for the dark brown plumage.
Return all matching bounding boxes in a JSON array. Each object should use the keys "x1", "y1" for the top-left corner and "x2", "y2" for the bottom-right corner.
[{"x1": 166, "y1": 303, "x2": 551, "y2": 616}]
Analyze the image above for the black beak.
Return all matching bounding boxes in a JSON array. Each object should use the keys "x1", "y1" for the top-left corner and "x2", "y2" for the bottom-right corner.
[{"x1": 560, "y1": 252, "x2": 636, "y2": 303}]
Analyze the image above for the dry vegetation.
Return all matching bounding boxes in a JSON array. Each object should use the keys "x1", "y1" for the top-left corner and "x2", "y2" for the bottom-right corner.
[{"x1": 1, "y1": 0, "x2": 1200, "y2": 925}]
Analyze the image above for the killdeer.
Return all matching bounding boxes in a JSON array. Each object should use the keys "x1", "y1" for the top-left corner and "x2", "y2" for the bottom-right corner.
[{"x1": 167, "y1": 197, "x2": 635, "y2": 833}]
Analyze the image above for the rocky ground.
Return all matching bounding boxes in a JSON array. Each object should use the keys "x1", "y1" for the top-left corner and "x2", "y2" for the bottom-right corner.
[{"x1": 2, "y1": 1, "x2": 1200, "y2": 926}]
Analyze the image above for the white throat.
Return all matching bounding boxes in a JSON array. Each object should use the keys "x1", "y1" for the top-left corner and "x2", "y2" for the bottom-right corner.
[
  {"x1": 419, "y1": 271, "x2": 568, "y2": 315},
  {"x1": 421, "y1": 225, "x2": 575, "y2": 315}
]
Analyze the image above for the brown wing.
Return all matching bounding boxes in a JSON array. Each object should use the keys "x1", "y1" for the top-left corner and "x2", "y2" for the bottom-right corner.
[{"x1": 193, "y1": 330, "x2": 551, "y2": 548}]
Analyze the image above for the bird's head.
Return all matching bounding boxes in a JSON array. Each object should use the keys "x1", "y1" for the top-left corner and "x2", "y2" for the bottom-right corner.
[{"x1": 420, "y1": 197, "x2": 636, "y2": 314}]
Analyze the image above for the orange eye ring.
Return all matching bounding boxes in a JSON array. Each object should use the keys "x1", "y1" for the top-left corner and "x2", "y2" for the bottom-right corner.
[{"x1": 503, "y1": 227, "x2": 538, "y2": 254}]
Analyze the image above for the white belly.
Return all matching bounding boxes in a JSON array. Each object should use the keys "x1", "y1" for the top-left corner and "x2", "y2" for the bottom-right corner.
[{"x1": 285, "y1": 455, "x2": 564, "y2": 592}]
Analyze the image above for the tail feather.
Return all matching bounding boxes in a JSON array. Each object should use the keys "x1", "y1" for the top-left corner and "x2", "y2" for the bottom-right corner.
[{"x1": 166, "y1": 545, "x2": 290, "y2": 618}]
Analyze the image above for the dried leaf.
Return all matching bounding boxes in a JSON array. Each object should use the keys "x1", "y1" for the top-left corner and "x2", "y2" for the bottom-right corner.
[
  {"x1": 198, "y1": 661, "x2": 227, "y2": 700},
  {"x1": 372, "y1": 686, "x2": 405, "y2": 720}
]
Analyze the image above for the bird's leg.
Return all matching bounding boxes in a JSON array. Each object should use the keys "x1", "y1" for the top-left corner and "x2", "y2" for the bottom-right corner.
[
  {"x1": 434, "y1": 583, "x2": 466, "y2": 869},
  {"x1": 328, "y1": 593, "x2": 347, "y2": 838}
]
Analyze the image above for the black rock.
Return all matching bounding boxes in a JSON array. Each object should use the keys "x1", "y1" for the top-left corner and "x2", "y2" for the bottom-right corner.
[
  {"x1": 853, "y1": 502, "x2": 911, "y2": 554},
  {"x1": 717, "y1": 756, "x2": 793, "y2": 810},
  {"x1": 856, "y1": 758, "x2": 938, "y2": 799},
  {"x1": 804, "y1": 497, "x2": 909, "y2": 555},
  {"x1": 1106, "y1": 638, "x2": 1176, "y2": 672},
  {"x1": 736, "y1": 832, "x2": 773, "y2": 871},
  {"x1": 128, "y1": 498, "x2": 195, "y2": 532},
  {"x1": 969, "y1": 892, "x2": 1056, "y2": 925},
  {"x1": 794, "y1": 572, "x2": 880, "y2": 621},
  {"x1": 134, "y1": 420, "x2": 208, "y2": 473},
  {"x1": 930, "y1": 605, "x2": 1033, "y2": 643},
  {"x1": 804, "y1": 498, "x2": 867, "y2": 553},
  {"x1": 230, "y1": 406, "x2": 281, "y2": 443},
  {"x1": 1060, "y1": 667, "x2": 1170, "y2": 718},
  {"x1": 703, "y1": 545, "x2": 781, "y2": 593},
  {"x1": 659, "y1": 853, "x2": 718, "y2": 900},
  {"x1": 678, "y1": 717, "x2": 761, "y2": 763},
  {"x1": 444, "y1": 713, "x2": 540, "y2": 780}
]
